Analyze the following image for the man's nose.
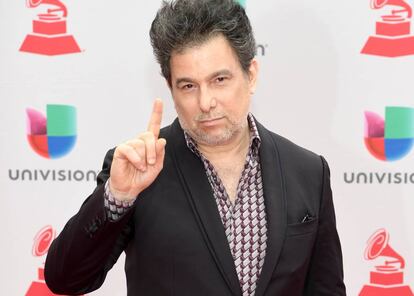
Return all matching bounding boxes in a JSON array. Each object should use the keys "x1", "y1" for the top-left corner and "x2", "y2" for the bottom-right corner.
[{"x1": 199, "y1": 86, "x2": 216, "y2": 112}]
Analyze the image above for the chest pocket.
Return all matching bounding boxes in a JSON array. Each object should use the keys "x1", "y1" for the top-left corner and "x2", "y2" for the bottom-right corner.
[{"x1": 286, "y1": 218, "x2": 318, "y2": 237}]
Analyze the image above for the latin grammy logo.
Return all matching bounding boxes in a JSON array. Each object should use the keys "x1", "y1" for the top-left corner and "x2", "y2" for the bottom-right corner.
[
  {"x1": 361, "y1": 0, "x2": 414, "y2": 57},
  {"x1": 359, "y1": 228, "x2": 414, "y2": 296},
  {"x1": 20, "y1": 0, "x2": 81, "y2": 56},
  {"x1": 25, "y1": 225, "x2": 57, "y2": 296}
]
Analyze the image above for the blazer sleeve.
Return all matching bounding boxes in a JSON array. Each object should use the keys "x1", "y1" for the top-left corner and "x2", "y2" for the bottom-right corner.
[
  {"x1": 45, "y1": 149, "x2": 134, "y2": 295},
  {"x1": 304, "y1": 156, "x2": 347, "y2": 295}
]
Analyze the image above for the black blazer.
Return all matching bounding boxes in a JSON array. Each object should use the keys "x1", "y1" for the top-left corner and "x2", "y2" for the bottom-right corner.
[{"x1": 45, "y1": 118, "x2": 346, "y2": 296}]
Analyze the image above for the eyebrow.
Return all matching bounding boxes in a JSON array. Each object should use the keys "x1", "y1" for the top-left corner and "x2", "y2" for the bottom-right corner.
[{"x1": 174, "y1": 69, "x2": 233, "y2": 88}]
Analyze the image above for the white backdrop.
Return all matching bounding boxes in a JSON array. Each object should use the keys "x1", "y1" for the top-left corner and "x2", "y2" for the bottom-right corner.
[{"x1": 1, "y1": 0, "x2": 414, "y2": 295}]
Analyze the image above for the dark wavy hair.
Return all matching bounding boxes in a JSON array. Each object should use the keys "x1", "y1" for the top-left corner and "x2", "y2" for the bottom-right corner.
[{"x1": 150, "y1": 0, "x2": 256, "y2": 84}]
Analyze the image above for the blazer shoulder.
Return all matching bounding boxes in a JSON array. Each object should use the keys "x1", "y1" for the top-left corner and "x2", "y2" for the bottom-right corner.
[
  {"x1": 272, "y1": 132, "x2": 321, "y2": 161},
  {"x1": 263, "y1": 125, "x2": 324, "y2": 167},
  {"x1": 259, "y1": 125, "x2": 328, "y2": 185},
  {"x1": 159, "y1": 122, "x2": 173, "y2": 139}
]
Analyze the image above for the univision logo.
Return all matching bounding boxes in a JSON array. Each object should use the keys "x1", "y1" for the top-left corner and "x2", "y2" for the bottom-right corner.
[
  {"x1": 237, "y1": 0, "x2": 246, "y2": 7},
  {"x1": 26, "y1": 104, "x2": 77, "y2": 159},
  {"x1": 364, "y1": 106, "x2": 414, "y2": 161}
]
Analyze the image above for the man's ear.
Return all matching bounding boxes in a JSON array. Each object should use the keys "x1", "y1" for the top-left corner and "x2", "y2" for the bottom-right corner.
[{"x1": 248, "y1": 58, "x2": 259, "y2": 94}]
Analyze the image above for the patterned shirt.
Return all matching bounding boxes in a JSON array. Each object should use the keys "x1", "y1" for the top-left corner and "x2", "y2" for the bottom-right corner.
[
  {"x1": 104, "y1": 113, "x2": 268, "y2": 295},
  {"x1": 184, "y1": 113, "x2": 268, "y2": 296}
]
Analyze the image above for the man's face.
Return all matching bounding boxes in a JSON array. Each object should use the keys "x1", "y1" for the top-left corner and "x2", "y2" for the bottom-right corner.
[{"x1": 169, "y1": 34, "x2": 258, "y2": 146}]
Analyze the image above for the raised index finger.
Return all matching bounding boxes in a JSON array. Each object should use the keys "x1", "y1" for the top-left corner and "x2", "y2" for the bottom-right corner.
[{"x1": 147, "y1": 98, "x2": 163, "y2": 138}]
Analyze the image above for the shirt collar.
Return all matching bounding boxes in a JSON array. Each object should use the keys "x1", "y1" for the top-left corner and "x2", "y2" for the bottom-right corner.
[{"x1": 184, "y1": 113, "x2": 261, "y2": 156}]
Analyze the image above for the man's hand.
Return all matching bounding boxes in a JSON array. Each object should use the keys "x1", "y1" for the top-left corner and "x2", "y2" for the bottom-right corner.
[{"x1": 109, "y1": 99, "x2": 167, "y2": 202}]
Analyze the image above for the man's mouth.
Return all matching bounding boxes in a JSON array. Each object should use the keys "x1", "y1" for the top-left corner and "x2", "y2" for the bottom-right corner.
[{"x1": 198, "y1": 116, "x2": 224, "y2": 126}]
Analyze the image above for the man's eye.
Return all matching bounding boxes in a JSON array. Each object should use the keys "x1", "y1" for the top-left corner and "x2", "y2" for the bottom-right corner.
[
  {"x1": 216, "y1": 77, "x2": 227, "y2": 83},
  {"x1": 182, "y1": 84, "x2": 194, "y2": 90}
]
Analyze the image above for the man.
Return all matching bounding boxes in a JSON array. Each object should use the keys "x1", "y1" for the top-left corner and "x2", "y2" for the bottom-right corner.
[{"x1": 45, "y1": 0, "x2": 346, "y2": 295}]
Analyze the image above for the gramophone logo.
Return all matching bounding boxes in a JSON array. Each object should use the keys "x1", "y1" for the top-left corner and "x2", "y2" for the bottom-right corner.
[
  {"x1": 362, "y1": 0, "x2": 414, "y2": 57},
  {"x1": 20, "y1": 0, "x2": 81, "y2": 56},
  {"x1": 26, "y1": 104, "x2": 77, "y2": 159},
  {"x1": 359, "y1": 229, "x2": 414, "y2": 296},
  {"x1": 365, "y1": 106, "x2": 414, "y2": 161},
  {"x1": 25, "y1": 225, "x2": 58, "y2": 296}
]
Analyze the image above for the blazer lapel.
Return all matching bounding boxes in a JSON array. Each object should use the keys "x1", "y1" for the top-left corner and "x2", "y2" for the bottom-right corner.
[
  {"x1": 254, "y1": 121, "x2": 288, "y2": 296},
  {"x1": 170, "y1": 119, "x2": 242, "y2": 296}
]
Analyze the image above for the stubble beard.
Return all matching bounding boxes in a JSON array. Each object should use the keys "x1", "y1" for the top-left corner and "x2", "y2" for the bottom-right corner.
[{"x1": 177, "y1": 111, "x2": 248, "y2": 146}]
